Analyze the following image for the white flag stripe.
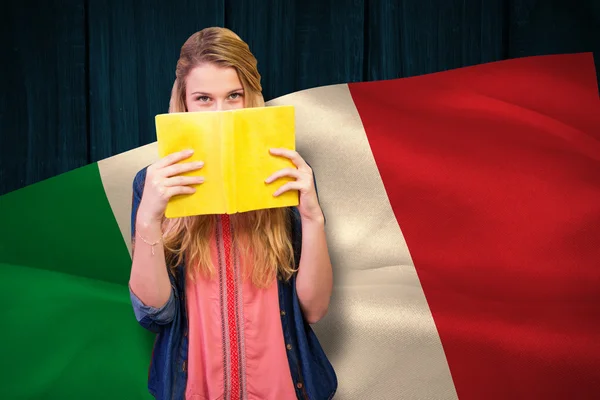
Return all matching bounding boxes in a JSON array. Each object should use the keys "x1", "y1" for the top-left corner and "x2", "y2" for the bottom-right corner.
[
  {"x1": 268, "y1": 84, "x2": 457, "y2": 399},
  {"x1": 98, "y1": 142, "x2": 158, "y2": 255}
]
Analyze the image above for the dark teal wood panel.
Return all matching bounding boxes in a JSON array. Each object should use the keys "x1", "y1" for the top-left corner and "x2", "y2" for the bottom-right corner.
[
  {"x1": 87, "y1": 0, "x2": 224, "y2": 161},
  {"x1": 0, "y1": 0, "x2": 88, "y2": 195},
  {"x1": 225, "y1": 0, "x2": 296, "y2": 101},
  {"x1": 294, "y1": 0, "x2": 365, "y2": 91},
  {"x1": 366, "y1": 0, "x2": 506, "y2": 81},
  {"x1": 225, "y1": 0, "x2": 365, "y2": 101},
  {"x1": 224, "y1": 0, "x2": 298, "y2": 101}
]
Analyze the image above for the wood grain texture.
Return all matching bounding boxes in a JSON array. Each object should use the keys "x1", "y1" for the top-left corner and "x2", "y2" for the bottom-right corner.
[
  {"x1": 226, "y1": 0, "x2": 365, "y2": 101},
  {"x1": 0, "y1": 0, "x2": 87, "y2": 195},
  {"x1": 224, "y1": 0, "x2": 296, "y2": 101},
  {"x1": 366, "y1": 0, "x2": 506, "y2": 81},
  {"x1": 87, "y1": 0, "x2": 224, "y2": 162},
  {"x1": 294, "y1": 0, "x2": 365, "y2": 91}
]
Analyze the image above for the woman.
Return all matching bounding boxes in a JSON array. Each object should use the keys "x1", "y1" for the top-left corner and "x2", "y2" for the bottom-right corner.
[{"x1": 128, "y1": 27, "x2": 338, "y2": 400}]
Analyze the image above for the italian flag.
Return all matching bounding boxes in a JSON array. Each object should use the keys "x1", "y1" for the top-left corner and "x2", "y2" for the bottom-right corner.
[{"x1": 1, "y1": 52, "x2": 599, "y2": 399}]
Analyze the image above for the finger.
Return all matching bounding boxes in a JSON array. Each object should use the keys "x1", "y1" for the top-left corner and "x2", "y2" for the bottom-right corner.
[
  {"x1": 161, "y1": 160, "x2": 204, "y2": 178},
  {"x1": 163, "y1": 175, "x2": 205, "y2": 187},
  {"x1": 273, "y1": 181, "x2": 304, "y2": 197},
  {"x1": 164, "y1": 185, "x2": 196, "y2": 199},
  {"x1": 265, "y1": 167, "x2": 300, "y2": 183},
  {"x1": 154, "y1": 149, "x2": 195, "y2": 169},
  {"x1": 269, "y1": 148, "x2": 307, "y2": 169}
]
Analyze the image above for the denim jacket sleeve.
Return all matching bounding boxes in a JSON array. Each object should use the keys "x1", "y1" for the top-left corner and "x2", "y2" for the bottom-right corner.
[
  {"x1": 129, "y1": 167, "x2": 178, "y2": 334},
  {"x1": 129, "y1": 285, "x2": 177, "y2": 332}
]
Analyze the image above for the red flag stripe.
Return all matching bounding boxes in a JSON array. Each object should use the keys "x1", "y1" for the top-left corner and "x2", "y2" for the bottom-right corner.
[{"x1": 348, "y1": 53, "x2": 600, "y2": 399}]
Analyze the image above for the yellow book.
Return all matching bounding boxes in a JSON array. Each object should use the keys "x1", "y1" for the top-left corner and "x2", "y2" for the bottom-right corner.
[{"x1": 155, "y1": 106, "x2": 298, "y2": 218}]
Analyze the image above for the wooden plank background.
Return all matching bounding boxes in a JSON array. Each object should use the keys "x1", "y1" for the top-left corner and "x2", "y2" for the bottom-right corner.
[{"x1": 1, "y1": 0, "x2": 598, "y2": 195}]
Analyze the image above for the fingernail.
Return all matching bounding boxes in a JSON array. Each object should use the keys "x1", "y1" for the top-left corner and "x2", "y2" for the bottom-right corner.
[
  {"x1": 186, "y1": 149, "x2": 194, "y2": 154},
  {"x1": 196, "y1": 161, "x2": 204, "y2": 167}
]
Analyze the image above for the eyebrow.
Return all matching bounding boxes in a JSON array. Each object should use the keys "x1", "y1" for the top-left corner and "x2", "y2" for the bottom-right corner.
[{"x1": 191, "y1": 88, "x2": 244, "y2": 96}]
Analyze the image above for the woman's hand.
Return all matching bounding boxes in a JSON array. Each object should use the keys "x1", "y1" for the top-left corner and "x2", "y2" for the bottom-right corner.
[
  {"x1": 137, "y1": 149, "x2": 205, "y2": 222},
  {"x1": 265, "y1": 148, "x2": 323, "y2": 222},
  {"x1": 267, "y1": 148, "x2": 332, "y2": 323}
]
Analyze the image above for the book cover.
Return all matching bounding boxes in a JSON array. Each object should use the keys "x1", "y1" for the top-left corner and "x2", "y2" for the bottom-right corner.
[{"x1": 155, "y1": 105, "x2": 298, "y2": 218}]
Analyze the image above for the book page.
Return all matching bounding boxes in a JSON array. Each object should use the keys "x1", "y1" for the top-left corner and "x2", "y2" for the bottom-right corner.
[
  {"x1": 233, "y1": 106, "x2": 299, "y2": 213},
  {"x1": 155, "y1": 112, "x2": 227, "y2": 217}
]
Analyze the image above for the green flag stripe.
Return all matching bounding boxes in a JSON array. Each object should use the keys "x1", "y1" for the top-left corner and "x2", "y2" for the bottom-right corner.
[
  {"x1": 0, "y1": 163, "x2": 131, "y2": 285},
  {"x1": 0, "y1": 262, "x2": 153, "y2": 400},
  {"x1": 0, "y1": 162, "x2": 154, "y2": 399}
]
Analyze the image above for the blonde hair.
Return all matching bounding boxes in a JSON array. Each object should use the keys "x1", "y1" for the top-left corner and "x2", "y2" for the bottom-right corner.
[{"x1": 162, "y1": 27, "x2": 296, "y2": 288}]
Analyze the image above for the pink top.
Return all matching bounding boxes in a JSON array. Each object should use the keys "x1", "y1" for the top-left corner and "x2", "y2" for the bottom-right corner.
[{"x1": 185, "y1": 214, "x2": 297, "y2": 400}]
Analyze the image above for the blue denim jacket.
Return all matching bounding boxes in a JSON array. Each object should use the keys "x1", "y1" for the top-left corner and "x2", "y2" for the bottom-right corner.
[{"x1": 129, "y1": 167, "x2": 337, "y2": 399}]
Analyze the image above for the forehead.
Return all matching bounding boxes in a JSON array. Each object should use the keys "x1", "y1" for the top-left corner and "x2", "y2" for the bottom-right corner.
[{"x1": 186, "y1": 64, "x2": 242, "y2": 94}]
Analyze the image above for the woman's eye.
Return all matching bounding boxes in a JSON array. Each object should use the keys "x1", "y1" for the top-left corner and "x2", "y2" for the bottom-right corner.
[
  {"x1": 197, "y1": 96, "x2": 210, "y2": 102},
  {"x1": 229, "y1": 93, "x2": 243, "y2": 100}
]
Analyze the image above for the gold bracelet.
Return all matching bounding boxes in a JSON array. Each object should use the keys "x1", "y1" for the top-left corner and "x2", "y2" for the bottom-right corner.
[{"x1": 137, "y1": 232, "x2": 162, "y2": 256}]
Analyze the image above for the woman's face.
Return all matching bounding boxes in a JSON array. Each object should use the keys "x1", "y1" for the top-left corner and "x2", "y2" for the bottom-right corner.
[{"x1": 185, "y1": 64, "x2": 245, "y2": 112}]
